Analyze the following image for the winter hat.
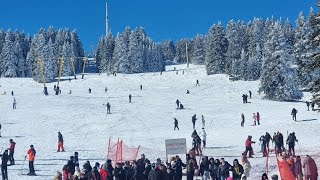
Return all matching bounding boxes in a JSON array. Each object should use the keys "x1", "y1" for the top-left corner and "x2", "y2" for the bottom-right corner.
[{"x1": 271, "y1": 174, "x2": 278, "y2": 180}]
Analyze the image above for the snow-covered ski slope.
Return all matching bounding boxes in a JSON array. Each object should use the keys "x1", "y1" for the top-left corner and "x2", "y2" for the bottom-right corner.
[{"x1": 0, "y1": 64, "x2": 319, "y2": 179}]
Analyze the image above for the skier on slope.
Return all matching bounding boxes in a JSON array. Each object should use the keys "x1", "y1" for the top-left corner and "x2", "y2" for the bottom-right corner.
[
  {"x1": 57, "y1": 132, "x2": 65, "y2": 152},
  {"x1": 174, "y1": 118, "x2": 179, "y2": 130},
  {"x1": 13, "y1": 97, "x2": 17, "y2": 109},
  {"x1": 9, "y1": 139, "x2": 15, "y2": 165},
  {"x1": 140, "y1": 85, "x2": 143, "y2": 90},
  {"x1": 105, "y1": 87, "x2": 108, "y2": 93},
  {"x1": 192, "y1": 114, "x2": 197, "y2": 130},
  {"x1": 176, "y1": 99, "x2": 180, "y2": 109},
  {"x1": 129, "y1": 94, "x2": 132, "y2": 103},
  {"x1": 89, "y1": 88, "x2": 92, "y2": 93},
  {"x1": 27, "y1": 145, "x2": 36, "y2": 176},
  {"x1": 252, "y1": 113, "x2": 257, "y2": 126},
  {"x1": 311, "y1": 101, "x2": 316, "y2": 111},
  {"x1": 196, "y1": 80, "x2": 200, "y2": 86},
  {"x1": 259, "y1": 135, "x2": 267, "y2": 157},
  {"x1": 306, "y1": 101, "x2": 310, "y2": 111},
  {"x1": 256, "y1": 112, "x2": 261, "y2": 125},
  {"x1": 291, "y1": 108, "x2": 298, "y2": 121},
  {"x1": 104, "y1": 103, "x2": 111, "y2": 114},
  {"x1": 201, "y1": 115, "x2": 205, "y2": 129},
  {"x1": 241, "y1": 113, "x2": 245, "y2": 127},
  {"x1": 286, "y1": 132, "x2": 298, "y2": 156},
  {"x1": 249, "y1": 91, "x2": 252, "y2": 99},
  {"x1": 243, "y1": 136, "x2": 255, "y2": 158}
]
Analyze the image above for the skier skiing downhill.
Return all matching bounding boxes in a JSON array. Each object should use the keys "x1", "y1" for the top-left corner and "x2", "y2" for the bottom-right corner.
[
  {"x1": 291, "y1": 108, "x2": 298, "y2": 121},
  {"x1": 9, "y1": 139, "x2": 15, "y2": 165},
  {"x1": 241, "y1": 113, "x2": 245, "y2": 127},
  {"x1": 57, "y1": 132, "x2": 65, "y2": 152},
  {"x1": 192, "y1": 114, "x2": 197, "y2": 130},
  {"x1": 27, "y1": 145, "x2": 36, "y2": 176},
  {"x1": 243, "y1": 136, "x2": 255, "y2": 158},
  {"x1": 174, "y1": 118, "x2": 179, "y2": 130},
  {"x1": 201, "y1": 115, "x2": 205, "y2": 129},
  {"x1": 252, "y1": 113, "x2": 257, "y2": 126}
]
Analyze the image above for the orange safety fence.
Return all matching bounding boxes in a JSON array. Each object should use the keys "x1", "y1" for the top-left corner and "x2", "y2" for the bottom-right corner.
[
  {"x1": 107, "y1": 137, "x2": 140, "y2": 164},
  {"x1": 275, "y1": 150, "x2": 296, "y2": 180}
]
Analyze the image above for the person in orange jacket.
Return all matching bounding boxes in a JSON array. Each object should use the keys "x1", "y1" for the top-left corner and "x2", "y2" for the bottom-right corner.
[{"x1": 27, "y1": 145, "x2": 36, "y2": 176}]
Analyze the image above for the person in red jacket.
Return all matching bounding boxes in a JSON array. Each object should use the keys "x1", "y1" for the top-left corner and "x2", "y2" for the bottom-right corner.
[
  {"x1": 100, "y1": 164, "x2": 109, "y2": 180},
  {"x1": 57, "y1": 132, "x2": 65, "y2": 152},
  {"x1": 27, "y1": 145, "x2": 36, "y2": 176},
  {"x1": 9, "y1": 139, "x2": 15, "y2": 165},
  {"x1": 243, "y1": 136, "x2": 255, "y2": 158}
]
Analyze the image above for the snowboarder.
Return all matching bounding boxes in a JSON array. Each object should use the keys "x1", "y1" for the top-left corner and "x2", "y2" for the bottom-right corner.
[
  {"x1": 196, "y1": 80, "x2": 200, "y2": 86},
  {"x1": 179, "y1": 103, "x2": 184, "y2": 109},
  {"x1": 241, "y1": 113, "x2": 245, "y2": 127},
  {"x1": 140, "y1": 85, "x2": 143, "y2": 90},
  {"x1": 27, "y1": 145, "x2": 36, "y2": 176},
  {"x1": 256, "y1": 112, "x2": 260, "y2": 125},
  {"x1": 105, "y1": 103, "x2": 111, "y2": 114},
  {"x1": 192, "y1": 114, "x2": 197, "y2": 130},
  {"x1": 176, "y1": 99, "x2": 180, "y2": 109},
  {"x1": 11, "y1": 91, "x2": 14, "y2": 96},
  {"x1": 200, "y1": 128, "x2": 207, "y2": 148},
  {"x1": 13, "y1": 97, "x2": 17, "y2": 109},
  {"x1": 174, "y1": 118, "x2": 179, "y2": 130},
  {"x1": 186, "y1": 90, "x2": 190, "y2": 94},
  {"x1": 68, "y1": 90, "x2": 72, "y2": 94},
  {"x1": 252, "y1": 113, "x2": 257, "y2": 126},
  {"x1": 291, "y1": 108, "x2": 298, "y2": 121},
  {"x1": 249, "y1": 91, "x2": 252, "y2": 99},
  {"x1": 311, "y1": 101, "x2": 315, "y2": 111},
  {"x1": 201, "y1": 115, "x2": 205, "y2": 129},
  {"x1": 306, "y1": 101, "x2": 310, "y2": 111},
  {"x1": 9, "y1": 139, "x2": 15, "y2": 165},
  {"x1": 243, "y1": 136, "x2": 255, "y2": 158},
  {"x1": 57, "y1": 132, "x2": 65, "y2": 152},
  {"x1": 286, "y1": 132, "x2": 298, "y2": 156},
  {"x1": 89, "y1": 88, "x2": 92, "y2": 93},
  {"x1": 105, "y1": 87, "x2": 108, "y2": 93},
  {"x1": 129, "y1": 94, "x2": 132, "y2": 103},
  {"x1": 2, "y1": 150, "x2": 9, "y2": 180}
]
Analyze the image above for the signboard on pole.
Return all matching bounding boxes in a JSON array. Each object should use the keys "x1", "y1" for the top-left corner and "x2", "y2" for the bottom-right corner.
[{"x1": 165, "y1": 138, "x2": 187, "y2": 156}]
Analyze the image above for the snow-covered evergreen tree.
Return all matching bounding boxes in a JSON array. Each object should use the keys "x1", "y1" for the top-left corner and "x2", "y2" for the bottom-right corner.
[
  {"x1": 259, "y1": 22, "x2": 303, "y2": 101},
  {"x1": 205, "y1": 22, "x2": 228, "y2": 75},
  {"x1": 190, "y1": 35, "x2": 205, "y2": 65},
  {"x1": 129, "y1": 28, "x2": 145, "y2": 73},
  {"x1": 247, "y1": 43, "x2": 263, "y2": 80},
  {"x1": 113, "y1": 33, "x2": 130, "y2": 73},
  {"x1": 226, "y1": 20, "x2": 243, "y2": 74},
  {"x1": 0, "y1": 30, "x2": 18, "y2": 77},
  {"x1": 174, "y1": 39, "x2": 190, "y2": 64},
  {"x1": 162, "y1": 40, "x2": 175, "y2": 62}
]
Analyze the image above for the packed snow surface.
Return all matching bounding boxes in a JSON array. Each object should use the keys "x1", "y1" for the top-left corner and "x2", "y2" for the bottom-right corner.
[{"x1": 0, "y1": 64, "x2": 319, "y2": 179}]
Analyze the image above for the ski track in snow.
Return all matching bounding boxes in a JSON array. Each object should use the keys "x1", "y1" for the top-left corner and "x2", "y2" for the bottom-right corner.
[{"x1": 0, "y1": 64, "x2": 319, "y2": 179}]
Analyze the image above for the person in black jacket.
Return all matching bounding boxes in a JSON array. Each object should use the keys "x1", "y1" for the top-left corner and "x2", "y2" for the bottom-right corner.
[
  {"x1": 174, "y1": 118, "x2": 179, "y2": 130},
  {"x1": 144, "y1": 159, "x2": 151, "y2": 180},
  {"x1": 114, "y1": 163, "x2": 126, "y2": 180},
  {"x1": 67, "y1": 156, "x2": 75, "y2": 176},
  {"x1": 231, "y1": 159, "x2": 244, "y2": 180},
  {"x1": 124, "y1": 161, "x2": 133, "y2": 180},
  {"x1": 219, "y1": 158, "x2": 231, "y2": 180},
  {"x1": 200, "y1": 156, "x2": 210, "y2": 180},
  {"x1": 106, "y1": 159, "x2": 114, "y2": 180},
  {"x1": 172, "y1": 156, "x2": 186, "y2": 180},
  {"x1": 74, "y1": 152, "x2": 79, "y2": 167},
  {"x1": 166, "y1": 167, "x2": 175, "y2": 180},
  {"x1": 148, "y1": 163, "x2": 157, "y2": 180},
  {"x1": 137, "y1": 154, "x2": 146, "y2": 180},
  {"x1": 209, "y1": 158, "x2": 220, "y2": 180},
  {"x1": 2, "y1": 150, "x2": 9, "y2": 180}
]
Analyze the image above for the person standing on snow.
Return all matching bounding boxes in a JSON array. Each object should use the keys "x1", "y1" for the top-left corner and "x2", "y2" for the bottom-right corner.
[
  {"x1": 302, "y1": 155, "x2": 318, "y2": 180},
  {"x1": 200, "y1": 128, "x2": 207, "y2": 148},
  {"x1": 27, "y1": 145, "x2": 36, "y2": 176},
  {"x1": 306, "y1": 101, "x2": 310, "y2": 111},
  {"x1": 57, "y1": 132, "x2": 65, "y2": 152},
  {"x1": 2, "y1": 150, "x2": 9, "y2": 180},
  {"x1": 311, "y1": 101, "x2": 315, "y2": 111},
  {"x1": 286, "y1": 132, "x2": 298, "y2": 156},
  {"x1": 104, "y1": 103, "x2": 111, "y2": 114},
  {"x1": 13, "y1": 97, "x2": 17, "y2": 109},
  {"x1": 174, "y1": 118, "x2": 179, "y2": 130},
  {"x1": 88, "y1": 88, "x2": 92, "y2": 93},
  {"x1": 291, "y1": 108, "x2": 298, "y2": 121},
  {"x1": 259, "y1": 135, "x2": 267, "y2": 157},
  {"x1": 196, "y1": 80, "x2": 200, "y2": 86},
  {"x1": 176, "y1": 99, "x2": 180, "y2": 109},
  {"x1": 9, "y1": 139, "x2": 15, "y2": 165},
  {"x1": 192, "y1": 114, "x2": 197, "y2": 130},
  {"x1": 140, "y1": 85, "x2": 143, "y2": 90},
  {"x1": 202, "y1": 115, "x2": 205, "y2": 129},
  {"x1": 252, "y1": 113, "x2": 257, "y2": 126},
  {"x1": 256, "y1": 112, "x2": 260, "y2": 125},
  {"x1": 249, "y1": 91, "x2": 252, "y2": 99},
  {"x1": 129, "y1": 94, "x2": 132, "y2": 103},
  {"x1": 264, "y1": 132, "x2": 272, "y2": 151},
  {"x1": 243, "y1": 136, "x2": 255, "y2": 158},
  {"x1": 241, "y1": 113, "x2": 245, "y2": 127}
]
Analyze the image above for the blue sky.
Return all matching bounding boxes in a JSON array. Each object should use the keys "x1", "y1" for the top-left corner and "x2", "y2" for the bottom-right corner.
[{"x1": 0, "y1": 0, "x2": 318, "y2": 52}]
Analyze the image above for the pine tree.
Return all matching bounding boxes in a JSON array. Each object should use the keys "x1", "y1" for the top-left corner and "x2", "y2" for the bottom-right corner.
[
  {"x1": 162, "y1": 40, "x2": 175, "y2": 62},
  {"x1": 259, "y1": 22, "x2": 303, "y2": 101},
  {"x1": 226, "y1": 20, "x2": 243, "y2": 74},
  {"x1": 174, "y1": 39, "x2": 190, "y2": 64},
  {"x1": 190, "y1": 35, "x2": 205, "y2": 65},
  {"x1": 0, "y1": 30, "x2": 18, "y2": 77},
  {"x1": 129, "y1": 28, "x2": 145, "y2": 73},
  {"x1": 205, "y1": 22, "x2": 228, "y2": 75},
  {"x1": 113, "y1": 33, "x2": 130, "y2": 73}
]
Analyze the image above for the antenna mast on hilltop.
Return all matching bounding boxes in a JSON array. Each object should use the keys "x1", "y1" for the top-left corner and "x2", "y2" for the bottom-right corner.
[{"x1": 106, "y1": 0, "x2": 109, "y2": 36}]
